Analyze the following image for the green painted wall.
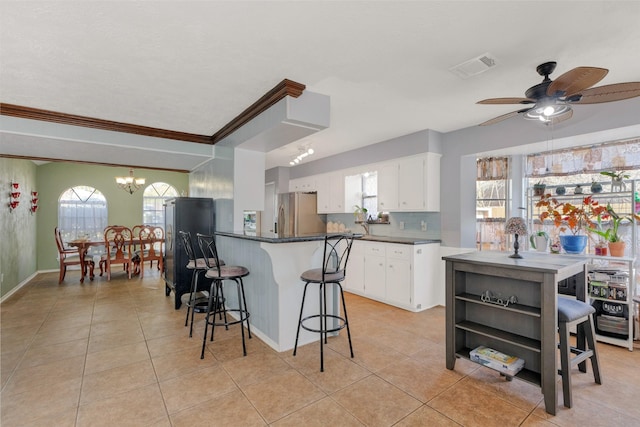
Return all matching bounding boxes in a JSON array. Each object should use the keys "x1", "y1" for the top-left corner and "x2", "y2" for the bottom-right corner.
[
  {"x1": 35, "y1": 163, "x2": 189, "y2": 272},
  {"x1": 0, "y1": 158, "x2": 38, "y2": 298}
]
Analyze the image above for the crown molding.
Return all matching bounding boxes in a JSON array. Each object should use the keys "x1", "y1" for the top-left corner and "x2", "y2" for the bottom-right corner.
[{"x1": 0, "y1": 78, "x2": 306, "y2": 146}]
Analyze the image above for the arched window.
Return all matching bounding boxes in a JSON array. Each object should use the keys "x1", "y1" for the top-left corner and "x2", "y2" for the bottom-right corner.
[
  {"x1": 58, "y1": 186, "x2": 108, "y2": 242},
  {"x1": 143, "y1": 182, "x2": 179, "y2": 227}
]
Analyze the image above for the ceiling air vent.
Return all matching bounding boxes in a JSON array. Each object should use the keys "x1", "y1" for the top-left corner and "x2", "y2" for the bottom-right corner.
[{"x1": 449, "y1": 53, "x2": 497, "y2": 79}]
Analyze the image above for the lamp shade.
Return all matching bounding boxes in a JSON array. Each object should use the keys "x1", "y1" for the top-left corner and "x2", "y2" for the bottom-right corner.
[
  {"x1": 505, "y1": 217, "x2": 528, "y2": 236},
  {"x1": 505, "y1": 217, "x2": 527, "y2": 259}
]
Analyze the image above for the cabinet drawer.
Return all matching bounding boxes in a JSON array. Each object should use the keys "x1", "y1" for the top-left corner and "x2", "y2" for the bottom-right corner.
[
  {"x1": 363, "y1": 243, "x2": 386, "y2": 256},
  {"x1": 386, "y1": 244, "x2": 412, "y2": 260}
]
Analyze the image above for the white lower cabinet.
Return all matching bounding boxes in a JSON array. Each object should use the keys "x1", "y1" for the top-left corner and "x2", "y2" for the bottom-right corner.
[
  {"x1": 363, "y1": 243, "x2": 386, "y2": 300},
  {"x1": 345, "y1": 240, "x2": 441, "y2": 311},
  {"x1": 344, "y1": 242, "x2": 365, "y2": 293},
  {"x1": 385, "y1": 245, "x2": 412, "y2": 307}
]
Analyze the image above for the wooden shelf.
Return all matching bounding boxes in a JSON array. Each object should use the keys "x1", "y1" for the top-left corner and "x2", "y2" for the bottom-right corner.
[
  {"x1": 455, "y1": 293, "x2": 541, "y2": 318},
  {"x1": 455, "y1": 320, "x2": 541, "y2": 353}
]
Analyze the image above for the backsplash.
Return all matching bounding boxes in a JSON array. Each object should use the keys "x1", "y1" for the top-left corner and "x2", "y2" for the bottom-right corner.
[{"x1": 327, "y1": 211, "x2": 440, "y2": 239}]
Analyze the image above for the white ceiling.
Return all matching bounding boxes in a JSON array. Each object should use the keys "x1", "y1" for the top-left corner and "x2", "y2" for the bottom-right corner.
[{"x1": 1, "y1": 1, "x2": 640, "y2": 171}]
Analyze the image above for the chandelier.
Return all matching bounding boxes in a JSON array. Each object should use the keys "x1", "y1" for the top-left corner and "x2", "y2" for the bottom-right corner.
[{"x1": 115, "y1": 169, "x2": 146, "y2": 194}]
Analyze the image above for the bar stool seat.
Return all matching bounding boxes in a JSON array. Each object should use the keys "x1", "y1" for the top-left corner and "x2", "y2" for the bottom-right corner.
[
  {"x1": 557, "y1": 297, "x2": 602, "y2": 408},
  {"x1": 197, "y1": 233, "x2": 251, "y2": 358},
  {"x1": 293, "y1": 234, "x2": 356, "y2": 372}
]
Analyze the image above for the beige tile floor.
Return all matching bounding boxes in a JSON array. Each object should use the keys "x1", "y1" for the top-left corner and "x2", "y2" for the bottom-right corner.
[{"x1": 1, "y1": 269, "x2": 639, "y2": 426}]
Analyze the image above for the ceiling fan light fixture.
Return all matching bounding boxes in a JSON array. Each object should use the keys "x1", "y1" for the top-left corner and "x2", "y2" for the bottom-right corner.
[{"x1": 523, "y1": 103, "x2": 571, "y2": 122}]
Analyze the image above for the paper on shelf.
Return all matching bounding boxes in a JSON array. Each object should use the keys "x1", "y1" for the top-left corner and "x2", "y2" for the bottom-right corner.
[{"x1": 470, "y1": 346, "x2": 525, "y2": 376}]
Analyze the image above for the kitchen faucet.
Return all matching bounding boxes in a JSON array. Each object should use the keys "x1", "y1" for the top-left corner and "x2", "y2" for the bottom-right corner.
[{"x1": 360, "y1": 222, "x2": 369, "y2": 235}]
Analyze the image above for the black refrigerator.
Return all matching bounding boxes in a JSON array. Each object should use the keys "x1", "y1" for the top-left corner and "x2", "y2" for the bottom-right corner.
[{"x1": 164, "y1": 197, "x2": 215, "y2": 309}]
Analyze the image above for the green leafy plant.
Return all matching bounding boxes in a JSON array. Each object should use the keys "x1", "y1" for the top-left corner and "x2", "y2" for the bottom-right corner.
[
  {"x1": 529, "y1": 231, "x2": 549, "y2": 249},
  {"x1": 587, "y1": 203, "x2": 640, "y2": 243},
  {"x1": 600, "y1": 171, "x2": 630, "y2": 181},
  {"x1": 353, "y1": 205, "x2": 368, "y2": 221}
]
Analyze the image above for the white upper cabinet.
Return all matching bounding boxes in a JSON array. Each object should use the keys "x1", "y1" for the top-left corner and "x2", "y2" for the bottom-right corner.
[
  {"x1": 317, "y1": 171, "x2": 346, "y2": 213},
  {"x1": 423, "y1": 152, "x2": 441, "y2": 211},
  {"x1": 377, "y1": 153, "x2": 440, "y2": 212},
  {"x1": 398, "y1": 156, "x2": 425, "y2": 211},
  {"x1": 289, "y1": 176, "x2": 317, "y2": 192},
  {"x1": 289, "y1": 151, "x2": 440, "y2": 213},
  {"x1": 377, "y1": 161, "x2": 399, "y2": 211}
]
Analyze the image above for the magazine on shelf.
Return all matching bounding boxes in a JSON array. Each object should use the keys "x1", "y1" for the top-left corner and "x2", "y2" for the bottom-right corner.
[{"x1": 470, "y1": 345, "x2": 525, "y2": 376}]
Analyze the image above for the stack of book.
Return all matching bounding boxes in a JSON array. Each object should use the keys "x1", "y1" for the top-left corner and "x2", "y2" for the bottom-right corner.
[{"x1": 470, "y1": 346, "x2": 525, "y2": 376}]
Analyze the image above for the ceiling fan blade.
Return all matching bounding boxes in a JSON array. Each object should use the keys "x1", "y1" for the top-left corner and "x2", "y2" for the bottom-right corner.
[
  {"x1": 479, "y1": 110, "x2": 523, "y2": 126},
  {"x1": 548, "y1": 108, "x2": 573, "y2": 125},
  {"x1": 477, "y1": 97, "x2": 535, "y2": 105},
  {"x1": 547, "y1": 66, "x2": 608, "y2": 97},
  {"x1": 570, "y1": 82, "x2": 640, "y2": 104}
]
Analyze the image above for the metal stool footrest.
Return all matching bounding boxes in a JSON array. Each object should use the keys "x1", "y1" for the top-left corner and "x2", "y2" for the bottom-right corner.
[
  {"x1": 193, "y1": 296, "x2": 223, "y2": 314},
  {"x1": 207, "y1": 308, "x2": 250, "y2": 328},
  {"x1": 300, "y1": 313, "x2": 348, "y2": 335}
]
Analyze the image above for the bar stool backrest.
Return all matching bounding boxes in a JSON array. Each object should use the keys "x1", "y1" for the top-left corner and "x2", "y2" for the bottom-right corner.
[
  {"x1": 322, "y1": 234, "x2": 355, "y2": 282},
  {"x1": 178, "y1": 231, "x2": 197, "y2": 265},
  {"x1": 196, "y1": 233, "x2": 223, "y2": 275}
]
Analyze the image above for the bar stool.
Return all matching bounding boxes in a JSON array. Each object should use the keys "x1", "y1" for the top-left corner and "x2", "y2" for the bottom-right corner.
[
  {"x1": 557, "y1": 297, "x2": 602, "y2": 408},
  {"x1": 179, "y1": 231, "x2": 213, "y2": 338},
  {"x1": 197, "y1": 233, "x2": 251, "y2": 358},
  {"x1": 293, "y1": 234, "x2": 355, "y2": 372}
]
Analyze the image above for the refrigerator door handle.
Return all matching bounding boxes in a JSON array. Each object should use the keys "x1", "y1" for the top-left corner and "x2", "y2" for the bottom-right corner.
[{"x1": 277, "y1": 204, "x2": 285, "y2": 234}]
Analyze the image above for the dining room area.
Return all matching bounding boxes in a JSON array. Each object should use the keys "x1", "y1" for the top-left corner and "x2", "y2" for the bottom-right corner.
[{"x1": 0, "y1": 158, "x2": 189, "y2": 296}]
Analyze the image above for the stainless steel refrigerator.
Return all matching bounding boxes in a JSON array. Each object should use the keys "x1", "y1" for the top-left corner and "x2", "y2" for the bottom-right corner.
[{"x1": 277, "y1": 192, "x2": 326, "y2": 236}]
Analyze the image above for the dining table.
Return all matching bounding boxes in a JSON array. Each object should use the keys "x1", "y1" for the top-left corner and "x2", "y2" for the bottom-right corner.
[
  {"x1": 67, "y1": 238, "x2": 142, "y2": 282},
  {"x1": 67, "y1": 239, "x2": 105, "y2": 282}
]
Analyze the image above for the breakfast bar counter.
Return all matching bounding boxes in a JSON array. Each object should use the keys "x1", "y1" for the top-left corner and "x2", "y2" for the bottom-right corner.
[{"x1": 215, "y1": 231, "x2": 341, "y2": 352}]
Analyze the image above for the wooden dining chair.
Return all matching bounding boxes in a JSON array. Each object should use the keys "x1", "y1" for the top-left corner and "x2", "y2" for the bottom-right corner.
[
  {"x1": 54, "y1": 227, "x2": 94, "y2": 284},
  {"x1": 101, "y1": 225, "x2": 134, "y2": 280},
  {"x1": 137, "y1": 226, "x2": 164, "y2": 277}
]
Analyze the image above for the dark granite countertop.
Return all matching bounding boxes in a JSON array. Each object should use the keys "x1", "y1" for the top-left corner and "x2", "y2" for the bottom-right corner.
[
  {"x1": 215, "y1": 231, "x2": 440, "y2": 245},
  {"x1": 358, "y1": 235, "x2": 440, "y2": 245}
]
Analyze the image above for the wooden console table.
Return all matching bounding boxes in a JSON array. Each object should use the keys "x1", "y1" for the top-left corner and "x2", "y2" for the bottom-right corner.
[{"x1": 443, "y1": 251, "x2": 589, "y2": 415}]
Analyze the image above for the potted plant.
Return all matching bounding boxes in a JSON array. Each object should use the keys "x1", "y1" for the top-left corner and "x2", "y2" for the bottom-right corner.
[
  {"x1": 533, "y1": 181, "x2": 546, "y2": 196},
  {"x1": 601, "y1": 170, "x2": 630, "y2": 192},
  {"x1": 588, "y1": 204, "x2": 640, "y2": 257},
  {"x1": 529, "y1": 231, "x2": 549, "y2": 252},
  {"x1": 536, "y1": 194, "x2": 607, "y2": 254},
  {"x1": 590, "y1": 180, "x2": 603, "y2": 194},
  {"x1": 353, "y1": 205, "x2": 368, "y2": 223}
]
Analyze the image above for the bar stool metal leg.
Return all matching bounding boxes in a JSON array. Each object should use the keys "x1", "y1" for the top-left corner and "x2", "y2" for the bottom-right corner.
[{"x1": 293, "y1": 282, "x2": 311, "y2": 357}]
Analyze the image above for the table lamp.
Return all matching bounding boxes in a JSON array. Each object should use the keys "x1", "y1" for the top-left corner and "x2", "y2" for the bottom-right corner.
[{"x1": 505, "y1": 217, "x2": 528, "y2": 259}]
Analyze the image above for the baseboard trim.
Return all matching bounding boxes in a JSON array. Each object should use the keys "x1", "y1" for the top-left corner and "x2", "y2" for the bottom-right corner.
[{"x1": 1, "y1": 271, "x2": 39, "y2": 304}]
